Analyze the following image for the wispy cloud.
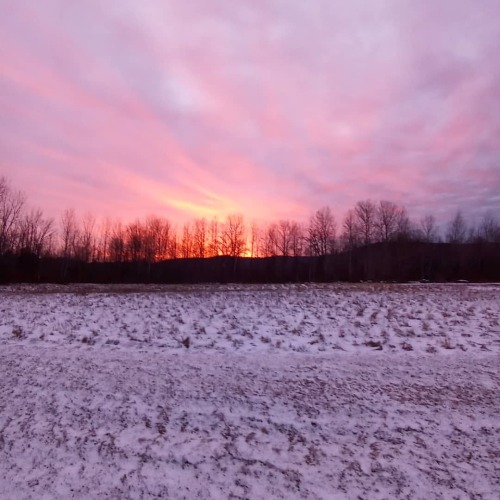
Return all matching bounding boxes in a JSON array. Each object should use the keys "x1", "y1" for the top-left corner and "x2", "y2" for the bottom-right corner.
[{"x1": 1, "y1": 0, "x2": 499, "y2": 225}]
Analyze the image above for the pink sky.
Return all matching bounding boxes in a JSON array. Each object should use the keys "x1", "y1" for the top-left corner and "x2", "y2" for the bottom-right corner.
[{"x1": 1, "y1": 0, "x2": 499, "y2": 227}]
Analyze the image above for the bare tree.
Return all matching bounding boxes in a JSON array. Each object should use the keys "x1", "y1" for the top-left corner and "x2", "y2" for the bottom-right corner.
[
  {"x1": 79, "y1": 213, "x2": 96, "y2": 262},
  {"x1": 146, "y1": 216, "x2": 172, "y2": 261},
  {"x1": 354, "y1": 200, "x2": 376, "y2": 245},
  {"x1": 207, "y1": 218, "x2": 220, "y2": 257},
  {"x1": 180, "y1": 222, "x2": 193, "y2": 258},
  {"x1": 341, "y1": 209, "x2": 359, "y2": 251},
  {"x1": 261, "y1": 223, "x2": 279, "y2": 257},
  {"x1": 249, "y1": 222, "x2": 259, "y2": 258},
  {"x1": 339, "y1": 209, "x2": 360, "y2": 280},
  {"x1": 220, "y1": 214, "x2": 246, "y2": 257},
  {"x1": 193, "y1": 218, "x2": 208, "y2": 258},
  {"x1": 126, "y1": 221, "x2": 144, "y2": 261},
  {"x1": 476, "y1": 212, "x2": 500, "y2": 243},
  {"x1": 96, "y1": 217, "x2": 112, "y2": 262},
  {"x1": 276, "y1": 220, "x2": 293, "y2": 256},
  {"x1": 257, "y1": 221, "x2": 302, "y2": 257},
  {"x1": 446, "y1": 211, "x2": 467, "y2": 244},
  {"x1": 109, "y1": 222, "x2": 125, "y2": 262},
  {"x1": 60, "y1": 208, "x2": 79, "y2": 259},
  {"x1": 142, "y1": 218, "x2": 157, "y2": 264},
  {"x1": 17, "y1": 209, "x2": 55, "y2": 257},
  {"x1": 0, "y1": 177, "x2": 25, "y2": 254},
  {"x1": 308, "y1": 207, "x2": 336, "y2": 256},
  {"x1": 419, "y1": 215, "x2": 438, "y2": 242},
  {"x1": 395, "y1": 206, "x2": 411, "y2": 241},
  {"x1": 289, "y1": 222, "x2": 304, "y2": 257},
  {"x1": 376, "y1": 200, "x2": 400, "y2": 242},
  {"x1": 167, "y1": 229, "x2": 179, "y2": 259}
]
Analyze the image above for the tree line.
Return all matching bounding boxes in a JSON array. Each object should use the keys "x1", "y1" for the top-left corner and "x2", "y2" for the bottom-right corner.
[{"x1": 1, "y1": 176, "x2": 499, "y2": 283}]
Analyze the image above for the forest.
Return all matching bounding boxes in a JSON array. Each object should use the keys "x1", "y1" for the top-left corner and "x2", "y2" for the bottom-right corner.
[{"x1": 1, "y1": 176, "x2": 499, "y2": 283}]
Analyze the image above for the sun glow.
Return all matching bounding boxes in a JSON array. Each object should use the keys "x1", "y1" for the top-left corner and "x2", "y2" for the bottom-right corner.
[{"x1": 168, "y1": 199, "x2": 220, "y2": 219}]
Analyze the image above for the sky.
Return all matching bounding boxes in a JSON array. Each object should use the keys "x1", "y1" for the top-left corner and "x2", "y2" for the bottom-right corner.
[{"x1": 1, "y1": 0, "x2": 499, "y2": 228}]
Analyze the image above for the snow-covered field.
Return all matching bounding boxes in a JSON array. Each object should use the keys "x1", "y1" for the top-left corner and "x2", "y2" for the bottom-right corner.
[{"x1": 0, "y1": 283, "x2": 499, "y2": 499}]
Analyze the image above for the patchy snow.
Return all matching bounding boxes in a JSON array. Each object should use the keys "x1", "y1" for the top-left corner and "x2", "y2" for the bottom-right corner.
[
  {"x1": 1, "y1": 283, "x2": 499, "y2": 355},
  {"x1": 0, "y1": 283, "x2": 499, "y2": 499}
]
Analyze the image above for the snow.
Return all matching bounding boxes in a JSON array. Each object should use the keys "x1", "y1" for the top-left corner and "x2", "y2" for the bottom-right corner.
[{"x1": 0, "y1": 283, "x2": 499, "y2": 499}]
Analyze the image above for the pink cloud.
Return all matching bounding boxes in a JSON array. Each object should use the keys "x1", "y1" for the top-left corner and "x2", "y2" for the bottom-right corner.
[{"x1": 1, "y1": 0, "x2": 499, "y2": 229}]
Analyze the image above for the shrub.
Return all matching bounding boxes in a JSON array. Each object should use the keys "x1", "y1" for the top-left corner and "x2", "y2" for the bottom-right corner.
[
  {"x1": 12, "y1": 326, "x2": 23, "y2": 339},
  {"x1": 401, "y1": 341, "x2": 413, "y2": 351}
]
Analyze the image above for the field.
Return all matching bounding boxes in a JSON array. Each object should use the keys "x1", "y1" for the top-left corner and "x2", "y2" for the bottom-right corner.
[{"x1": 0, "y1": 283, "x2": 499, "y2": 499}]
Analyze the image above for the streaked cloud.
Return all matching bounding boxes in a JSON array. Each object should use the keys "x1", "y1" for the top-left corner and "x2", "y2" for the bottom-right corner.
[{"x1": 1, "y1": 0, "x2": 499, "y2": 226}]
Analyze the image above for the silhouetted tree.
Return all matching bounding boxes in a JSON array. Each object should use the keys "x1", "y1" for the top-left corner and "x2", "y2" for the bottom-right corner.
[
  {"x1": 262, "y1": 223, "x2": 279, "y2": 257},
  {"x1": 341, "y1": 209, "x2": 358, "y2": 251},
  {"x1": 355, "y1": 200, "x2": 376, "y2": 246},
  {"x1": 376, "y1": 200, "x2": 400, "y2": 242},
  {"x1": 146, "y1": 216, "x2": 172, "y2": 261},
  {"x1": 289, "y1": 222, "x2": 304, "y2": 257},
  {"x1": 446, "y1": 211, "x2": 467, "y2": 244},
  {"x1": 308, "y1": 207, "x2": 336, "y2": 256},
  {"x1": 96, "y1": 217, "x2": 112, "y2": 262},
  {"x1": 395, "y1": 206, "x2": 411, "y2": 241},
  {"x1": 249, "y1": 222, "x2": 259, "y2": 258},
  {"x1": 181, "y1": 222, "x2": 193, "y2": 258},
  {"x1": 207, "y1": 218, "x2": 219, "y2": 257},
  {"x1": 17, "y1": 209, "x2": 54, "y2": 257},
  {"x1": 2, "y1": 177, "x2": 500, "y2": 284},
  {"x1": 220, "y1": 214, "x2": 246, "y2": 257},
  {"x1": 419, "y1": 215, "x2": 439, "y2": 242},
  {"x1": 109, "y1": 222, "x2": 125, "y2": 262},
  {"x1": 78, "y1": 213, "x2": 96, "y2": 262},
  {"x1": 0, "y1": 177, "x2": 25, "y2": 255},
  {"x1": 276, "y1": 220, "x2": 293, "y2": 256},
  {"x1": 475, "y1": 212, "x2": 500, "y2": 243},
  {"x1": 193, "y1": 218, "x2": 207, "y2": 258},
  {"x1": 60, "y1": 208, "x2": 79, "y2": 259}
]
